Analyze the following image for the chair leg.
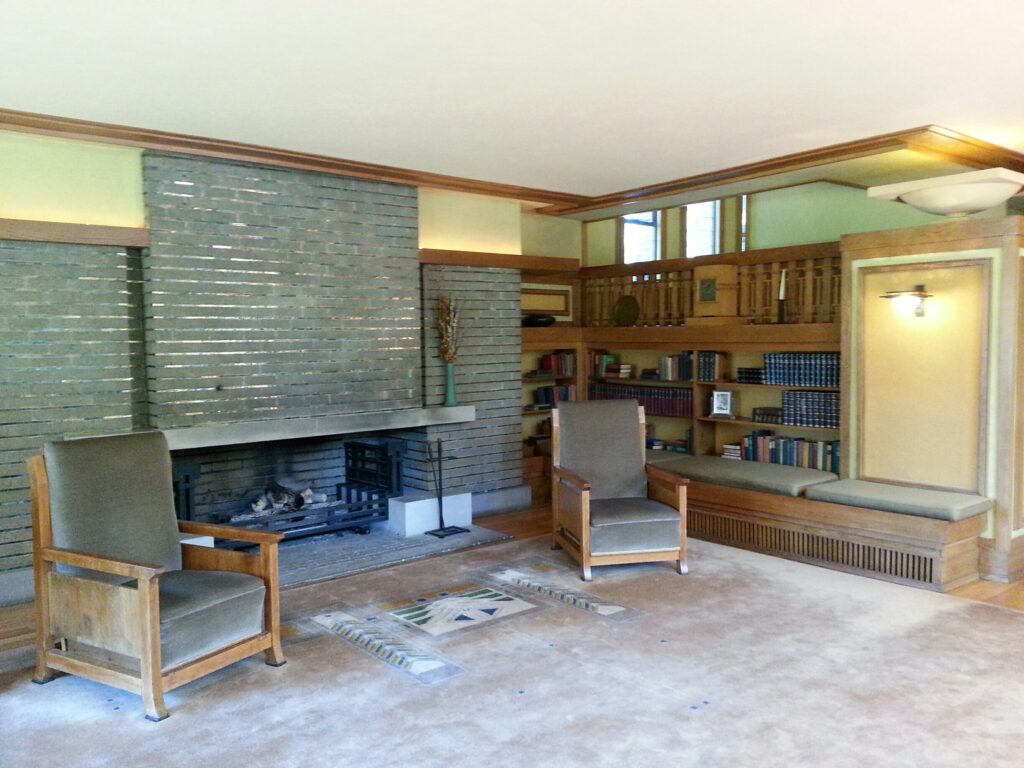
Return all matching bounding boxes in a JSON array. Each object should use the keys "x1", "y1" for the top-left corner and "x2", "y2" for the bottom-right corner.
[
  {"x1": 676, "y1": 558, "x2": 689, "y2": 575},
  {"x1": 265, "y1": 640, "x2": 286, "y2": 667},
  {"x1": 32, "y1": 645, "x2": 56, "y2": 684},
  {"x1": 550, "y1": 533, "x2": 562, "y2": 551},
  {"x1": 581, "y1": 564, "x2": 592, "y2": 582},
  {"x1": 138, "y1": 577, "x2": 168, "y2": 721},
  {"x1": 143, "y1": 683, "x2": 169, "y2": 722}
]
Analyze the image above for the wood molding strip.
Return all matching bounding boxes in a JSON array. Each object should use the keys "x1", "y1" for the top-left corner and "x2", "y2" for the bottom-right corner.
[
  {"x1": 0, "y1": 108, "x2": 589, "y2": 208},
  {"x1": 540, "y1": 126, "x2": 1024, "y2": 216},
  {"x1": 419, "y1": 248, "x2": 579, "y2": 273},
  {"x1": 0, "y1": 217, "x2": 149, "y2": 247}
]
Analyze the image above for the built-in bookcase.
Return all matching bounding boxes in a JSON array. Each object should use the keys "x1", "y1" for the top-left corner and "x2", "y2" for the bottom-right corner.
[{"x1": 521, "y1": 325, "x2": 842, "y2": 480}]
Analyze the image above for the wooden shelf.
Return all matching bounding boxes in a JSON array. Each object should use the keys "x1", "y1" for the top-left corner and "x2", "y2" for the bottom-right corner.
[
  {"x1": 699, "y1": 380, "x2": 840, "y2": 392},
  {"x1": 522, "y1": 323, "x2": 840, "y2": 351},
  {"x1": 696, "y1": 416, "x2": 839, "y2": 433},
  {"x1": 593, "y1": 377, "x2": 693, "y2": 388},
  {"x1": 523, "y1": 374, "x2": 575, "y2": 383}
]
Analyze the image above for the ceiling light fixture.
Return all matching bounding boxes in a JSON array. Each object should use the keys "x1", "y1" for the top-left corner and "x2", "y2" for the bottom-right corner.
[
  {"x1": 880, "y1": 284, "x2": 932, "y2": 317},
  {"x1": 867, "y1": 167, "x2": 1024, "y2": 217}
]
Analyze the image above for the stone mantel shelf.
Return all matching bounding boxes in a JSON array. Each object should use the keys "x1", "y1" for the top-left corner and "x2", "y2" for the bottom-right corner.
[{"x1": 162, "y1": 406, "x2": 476, "y2": 451}]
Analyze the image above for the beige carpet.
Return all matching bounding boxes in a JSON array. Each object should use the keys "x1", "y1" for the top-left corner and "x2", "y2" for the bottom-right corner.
[{"x1": 3, "y1": 537, "x2": 1024, "y2": 767}]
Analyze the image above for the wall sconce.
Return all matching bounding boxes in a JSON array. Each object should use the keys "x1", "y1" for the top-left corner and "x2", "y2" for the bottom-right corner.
[{"x1": 880, "y1": 284, "x2": 932, "y2": 317}]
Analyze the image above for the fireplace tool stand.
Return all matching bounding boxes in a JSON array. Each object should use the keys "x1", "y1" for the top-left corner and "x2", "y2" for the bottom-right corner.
[{"x1": 425, "y1": 438, "x2": 469, "y2": 538}]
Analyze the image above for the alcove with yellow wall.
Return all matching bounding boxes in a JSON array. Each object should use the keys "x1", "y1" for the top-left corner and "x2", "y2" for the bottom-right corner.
[
  {"x1": 842, "y1": 216, "x2": 1024, "y2": 581},
  {"x1": 859, "y1": 262, "x2": 987, "y2": 492}
]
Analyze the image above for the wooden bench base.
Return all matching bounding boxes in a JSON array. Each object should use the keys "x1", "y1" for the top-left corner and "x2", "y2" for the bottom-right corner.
[{"x1": 686, "y1": 481, "x2": 985, "y2": 592}]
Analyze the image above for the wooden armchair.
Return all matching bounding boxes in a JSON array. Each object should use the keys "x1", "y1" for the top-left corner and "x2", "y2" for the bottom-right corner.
[
  {"x1": 551, "y1": 400, "x2": 688, "y2": 581},
  {"x1": 28, "y1": 431, "x2": 285, "y2": 721}
]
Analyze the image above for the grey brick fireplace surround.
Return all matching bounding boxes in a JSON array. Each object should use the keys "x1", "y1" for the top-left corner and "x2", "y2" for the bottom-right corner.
[{"x1": 0, "y1": 153, "x2": 525, "y2": 604}]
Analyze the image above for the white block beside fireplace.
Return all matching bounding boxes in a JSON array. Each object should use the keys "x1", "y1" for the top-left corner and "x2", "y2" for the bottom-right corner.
[{"x1": 388, "y1": 492, "x2": 472, "y2": 537}]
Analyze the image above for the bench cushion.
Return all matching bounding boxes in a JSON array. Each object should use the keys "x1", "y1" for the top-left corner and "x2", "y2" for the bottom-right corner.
[
  {"x1": 645, "y1": 452, "x2": 837, "y2": 497},
  {"x1": 804, "y1": 479, "x2": 992, "y2": 522}
]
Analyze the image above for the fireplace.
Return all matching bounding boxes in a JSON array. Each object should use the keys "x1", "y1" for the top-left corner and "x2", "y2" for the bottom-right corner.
[{"x1": 172, "y1": 437, "x2": 405, "y2": 545}]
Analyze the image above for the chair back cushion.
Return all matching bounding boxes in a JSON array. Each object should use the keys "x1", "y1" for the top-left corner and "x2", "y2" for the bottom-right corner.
[
  {"x1": 556, "y1": 400, "x2": 647, "y2": 499},
  {"x1": 43, "y1": 431, "x2": 182, "y2": 572}
]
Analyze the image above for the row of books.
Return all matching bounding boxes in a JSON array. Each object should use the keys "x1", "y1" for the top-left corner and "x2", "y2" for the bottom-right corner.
[
  {"x1": 736, "y1": 367, "x2": 765, "y2": 384},
  {"x1": 531, "y1": 384, "x2": 578, "y2": 406},
  {"x1": 589, "y1": 351, "x2": 620, "y2": 379},
  {"x1": 604, "y1": 363, "x2": 634, "y2": 379},
  {"x1": 697, "y1": 351, "x2": 727, "y2": 382},
  {"x1": 751, "y1": 406, "x2": 783, "y2": 424},
  {"x1": 781, "y1": 390, "x2": 840, "y2": 429},
  {"x1": 537, "y1": 350, "x2": 576, "y2": 377},
  {"x1": 659, "y1": 352, "x2": 694, "y2": 382},
  {"x1": 588, "y1": 350, "x2": 696, "y2": 383},
  {"x1": 647, "y1": 427, "x2": 693, "y2": 454},
  {"x1": 764, "y1": 353, "x2": 840, "y2": 387},
  {"x1": 588, "y1": 382, "x2": 693, "y2": 418},
  {"x1": 725, "y1": 430, "x2": 841, "y2": 473}
]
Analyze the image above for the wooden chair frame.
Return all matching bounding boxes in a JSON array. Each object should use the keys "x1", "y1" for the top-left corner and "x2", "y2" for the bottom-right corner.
[
  {"x1": 550, "y1": 405, "x2": 689, "y2": 581},
  {"x1": 28, "y1": 454, "x2": 286, "y2": 721}
]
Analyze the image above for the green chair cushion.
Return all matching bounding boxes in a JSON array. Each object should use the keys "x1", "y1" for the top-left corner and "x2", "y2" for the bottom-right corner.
[
  {"x1": 159, "y1": 570, "x2": 266, "y2": 670},
  {"x1": 804, "y1": 479, "x2": 992, "y2": 521},
  {"x1": 590, "y1": 497, "x2": 681, "y2": 526},
  {"x1": 646, "y1": 453, "x2": 837, "y2": 497},
  {"x1": 589, "y1": 497, "x2": 681, "y2": 556}
]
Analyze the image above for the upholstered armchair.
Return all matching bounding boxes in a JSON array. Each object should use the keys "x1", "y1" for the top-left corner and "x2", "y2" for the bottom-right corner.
[
  {"x1": 28, "y1": 431, "x2": 285, "y2": 721},
  {"x1": 551, "y1": 400, "x2": 688, "y2": 581}
]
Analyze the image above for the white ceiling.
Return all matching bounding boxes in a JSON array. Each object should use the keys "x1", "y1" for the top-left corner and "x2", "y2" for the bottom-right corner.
[{"x1": 2, "y1": 0, "x2": 1023, "y2": 197}]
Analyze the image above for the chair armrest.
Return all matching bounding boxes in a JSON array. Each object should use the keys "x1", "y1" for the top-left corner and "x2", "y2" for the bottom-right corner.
[
  {"x1": 645, "y1": 464, "x2": 690, "y2": 489},
  {"x1": 553, "y1": 466, "x2": 591, "y2": 492},
  {"x1": 178, "y1": 520, "x2": 284, "y2": 545},
  {"x1": 40, "y1": 546, "x2": 165, "y2": 581}
]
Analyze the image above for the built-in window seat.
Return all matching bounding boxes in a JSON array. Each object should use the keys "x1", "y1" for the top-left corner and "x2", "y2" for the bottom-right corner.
[{"x1": 645, "y1": 452, "x2": 991, "y2": 591}]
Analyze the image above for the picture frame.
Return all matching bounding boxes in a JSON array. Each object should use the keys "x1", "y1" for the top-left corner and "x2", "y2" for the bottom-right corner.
[{"x1": 710, "y1": 389, "x2": 734, "y2": 419}]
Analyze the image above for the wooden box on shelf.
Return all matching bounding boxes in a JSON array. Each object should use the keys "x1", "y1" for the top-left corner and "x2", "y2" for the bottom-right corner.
[{"x1": 691, "y1": 264, "x2": 739, "y2": 323}]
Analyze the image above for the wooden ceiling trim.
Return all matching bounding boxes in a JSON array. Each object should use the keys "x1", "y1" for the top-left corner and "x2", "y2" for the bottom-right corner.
[
  {"x1": 0, "y1": 108, "x2": 589, "y2": 208},
  {"x1": 539, "y1": 126, "x2": 1024, "y2": 217}
]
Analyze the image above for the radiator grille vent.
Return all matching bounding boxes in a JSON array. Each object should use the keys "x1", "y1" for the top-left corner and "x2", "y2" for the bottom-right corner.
[{"x1": 690, "y1": 509, "x2": 935, "y2": 585}]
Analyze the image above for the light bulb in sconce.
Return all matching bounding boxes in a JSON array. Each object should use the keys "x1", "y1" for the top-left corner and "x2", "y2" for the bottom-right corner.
[{"x1": 880, "y1": 284, "x2": 931, "y2": 317}]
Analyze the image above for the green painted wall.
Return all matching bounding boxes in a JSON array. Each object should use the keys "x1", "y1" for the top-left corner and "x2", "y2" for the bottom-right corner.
[
  {"x1": 585, "y1": 219, "x2": 618, "y2": 266},
  {"x1": 747, "y1": 181, "x2": 1005, "y2": 249},
  {"x1": 521, "y1": 212, "x2": 581, "y2": 260},
  {"x1": 0, "y1": 130, "x2": 145, "y2": 226}
]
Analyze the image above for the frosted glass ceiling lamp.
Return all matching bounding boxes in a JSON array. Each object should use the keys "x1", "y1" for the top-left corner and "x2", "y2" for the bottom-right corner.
[
  {"x1": 880, "y1": 284, "x2": 931, "y2": 317},
  {"x1": 867, "y1": 168, "x2": 1024, "y2": 216}
]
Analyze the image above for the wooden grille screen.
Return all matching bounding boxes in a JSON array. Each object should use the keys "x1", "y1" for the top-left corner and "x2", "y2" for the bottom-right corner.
[{"x1": 689, "y1": 509, "x2": 936, "y2": 585}]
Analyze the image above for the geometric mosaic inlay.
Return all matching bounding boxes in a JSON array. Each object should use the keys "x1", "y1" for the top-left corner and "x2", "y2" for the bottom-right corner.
[
  {"x1": 385, "y1": 583, "x2": 537, "y2": 637},
  {"x1": 491, "y1": 562, "x2": 636, "y2": 620},
  {"x1": 310, "y1": 610, "x2": 462, "y2": 684}
]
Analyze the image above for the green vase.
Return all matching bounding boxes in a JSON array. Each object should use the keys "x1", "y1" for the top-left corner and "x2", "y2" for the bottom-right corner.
[{"x1": 443, "y1": 362, "x2": 457, "y2": 406}]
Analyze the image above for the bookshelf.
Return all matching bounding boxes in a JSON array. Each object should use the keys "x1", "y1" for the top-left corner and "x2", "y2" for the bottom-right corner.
[
  {"x1": 691, "y1": 349, "x2": 841, "y2": 471},
  {"x1": 521, "y1": 324, "x2": 842, "y2": 472}
]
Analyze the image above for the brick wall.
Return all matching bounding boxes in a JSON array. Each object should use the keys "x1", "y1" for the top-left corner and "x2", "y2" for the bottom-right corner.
[
  {"x1": 0, "y1": 241, "x2": 146, "y2": 573},
  {"x1": 143, "y1": 153, "x2": 421, "y2": 428},
  {"x1": 399, "y1": 265, "x2": 522, "y2": 497}
]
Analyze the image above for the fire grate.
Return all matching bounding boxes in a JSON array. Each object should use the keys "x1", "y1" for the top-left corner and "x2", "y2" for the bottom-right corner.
[{"x1": 222, "y1": 439, "x2": 402, "y2": 546}]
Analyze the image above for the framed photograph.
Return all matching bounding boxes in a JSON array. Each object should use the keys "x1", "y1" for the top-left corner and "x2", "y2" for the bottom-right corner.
[
  {"x1": 710, "y1": 389, "x2": 734, "y2": 419},
  {"x1": 698, "y1": 278, "x2": 718, "y2": 303}
]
